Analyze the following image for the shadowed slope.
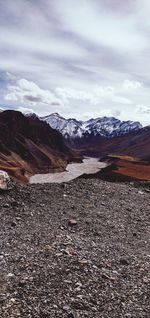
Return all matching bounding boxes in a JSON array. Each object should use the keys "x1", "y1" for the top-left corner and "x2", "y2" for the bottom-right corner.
[{"x1": 0, "y1": 110, "x2": 80, "y2": 182}]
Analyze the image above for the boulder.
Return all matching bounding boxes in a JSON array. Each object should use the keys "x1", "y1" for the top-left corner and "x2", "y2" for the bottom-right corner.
[{"x1": 0, "y1": 170, "x2": 10, "y2": 190}]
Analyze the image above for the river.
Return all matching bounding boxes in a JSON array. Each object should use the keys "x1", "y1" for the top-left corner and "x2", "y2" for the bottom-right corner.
[{"x1": 29, "y1": 158, "x2": 107, "y2": 184}]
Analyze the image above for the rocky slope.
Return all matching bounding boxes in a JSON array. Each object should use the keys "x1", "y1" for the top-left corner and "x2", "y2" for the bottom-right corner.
[
  {"x1": 41, "y1": 113, "x2": 142, "y2": 143},
  {"x1": 0, "y1": 177, "x2": 150, "y2": 318},
  {"x1": 0, "y1": 110, "x2": 80, "y2": 182}
]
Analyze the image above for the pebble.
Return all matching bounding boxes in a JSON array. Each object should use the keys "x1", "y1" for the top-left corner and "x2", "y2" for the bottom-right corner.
[
  {"x1": 3, "y1": 203, "x2": 10, "y2": 208},
  {"x1": 138, "y1": 191, "x2": 144, "y2": 195},
  {"x1": 120, "y1": 258, "x2": 129, "y2": 266},
  {"x1": 63, "y1": 305, "x2": 70, "y2": 311},
  {"x1": 68, "y1": 219, "x2": 77, "y2": 226},
  {"x1": 0, "y1": 177, "x2": 149, "y2": 318},
  {"x1": 7, "y1": 273, "x2": 15, "y2": 278},
  {"x1": 67, "y1": 313, "x2": 75, "y2": 318}
]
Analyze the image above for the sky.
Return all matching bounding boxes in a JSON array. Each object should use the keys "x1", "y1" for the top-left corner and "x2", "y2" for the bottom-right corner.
[{"x1": 0, "y1": 0, "x2": 150, "y2": 126}]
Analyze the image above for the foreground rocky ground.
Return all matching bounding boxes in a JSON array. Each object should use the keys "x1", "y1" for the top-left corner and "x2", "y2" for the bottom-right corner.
[{"x1": 0, "y1": 178, "x2": 150, "y2": 318}]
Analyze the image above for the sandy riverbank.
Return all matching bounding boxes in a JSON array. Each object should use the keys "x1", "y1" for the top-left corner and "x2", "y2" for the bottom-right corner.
[{"x1": 30, "y1": 157, "x2": 108, "y2": 184}]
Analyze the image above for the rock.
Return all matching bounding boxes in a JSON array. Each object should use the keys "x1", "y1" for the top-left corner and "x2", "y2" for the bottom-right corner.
[
  {"x1": 3, "y1": 203, "x2": 10, "y2": 208},
  {"x1": 0, "y1": 176, "x2": 149, "y2": 318},
  {"x1": 138, "y1": 190, "x2": 144, "y2": 195},
  {"x1": 0, "y1": 170, "x2": 10, "y2": 190},
  {"x1": 133, "y1": 232, "x2": 137, "y2": 237},
  {"x1": 63, "y1": 305, "x2": 70, "y2": 311},
  {"x1": 68, "y1": 219, "x2": 77, "y2": 226},
  {"x1": 18, "y1": 280, "x2": 26, "y2": 287},
  {"x1": 6, "y1": 273, "x2": 15, "y2": 278},
  {"x1": 102, "y1": 273, "x2": 110, "y2": 280},
  {"x1": 67, "y1": 313, "x2": 75, "y2": 318},
  {"x1": 120, "y1": 259, "x2": 129, "y2": 266},
  {"x1": 79, "y1": 259, "x2": 89, "y2": 266},
  {"x1": 126, "y1": 207, "x2": 132, "y2": 211},
  {"x1": 145, "y1": 188, "x2": 150, "y2": 193},
  {"x1": 10, "y1": 221, "x2": 17, "y2": 228}
]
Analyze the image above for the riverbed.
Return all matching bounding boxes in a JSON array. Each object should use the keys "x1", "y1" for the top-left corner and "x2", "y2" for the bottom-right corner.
[{"x1": 30, "y1": 158, "x2": 107, "y2": 184}]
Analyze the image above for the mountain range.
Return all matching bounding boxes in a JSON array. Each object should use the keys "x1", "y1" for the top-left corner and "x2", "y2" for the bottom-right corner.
[
  {"x1": 41, "y1": 113, "x2": 142, "y2": 143},
  {"x1": 0, "y1": 110, "x2": 150, "y2": 182},
  {"x1": 41, "y1": 112, "x2": 150, "y2": 181}
]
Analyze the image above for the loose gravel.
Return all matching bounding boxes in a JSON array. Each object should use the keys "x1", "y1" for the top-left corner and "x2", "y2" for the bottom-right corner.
[{"x1": 0, "y1": 178, "x2": 150, "y2": 318}]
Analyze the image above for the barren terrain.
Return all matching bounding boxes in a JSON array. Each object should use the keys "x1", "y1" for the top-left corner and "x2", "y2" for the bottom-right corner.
[{"x1": 0, "y1": 177, "x2": 150, "y2": 318}]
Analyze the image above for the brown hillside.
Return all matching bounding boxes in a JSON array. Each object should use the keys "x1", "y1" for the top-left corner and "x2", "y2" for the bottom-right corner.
[{"x1": 0, "y1": 110, "x2": 81, "y2": 182}]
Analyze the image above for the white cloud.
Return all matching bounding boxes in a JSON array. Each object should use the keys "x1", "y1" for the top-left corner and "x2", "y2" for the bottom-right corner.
[
  {"x1": 123, "y1": 80, "x2": 142, "y2": 90},
  {"x1": 0, "y1": 1, "x2": 150, "y2": 126},
  {"x1": 5, "y1": 79, "x2": 62, "y2": 106},
  {"x1": 136, "y1": 105, "x2": 150, "y2": 114},
  {"x1": 56, "y1": 85, "x2": 132, "y2": 105},
  {"x1": 56, "y1": 0, "x2": 147, "y2": 53},
  {"x1": 0, "y1": 28, "x2": 87, "y2": 61},
  {"x1": 78, "y1": 108, "x2": 122, "y2": 120}
]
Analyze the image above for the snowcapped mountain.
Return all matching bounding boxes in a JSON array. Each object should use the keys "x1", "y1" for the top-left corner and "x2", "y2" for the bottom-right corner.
[{"x1": 41, "y1": 113, "x2": 142, "y2": 140}]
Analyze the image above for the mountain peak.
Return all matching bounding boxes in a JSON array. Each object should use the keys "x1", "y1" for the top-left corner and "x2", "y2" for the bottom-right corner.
[{"x1": 41, "y1": 113, "x2": 142, "y2": 141}]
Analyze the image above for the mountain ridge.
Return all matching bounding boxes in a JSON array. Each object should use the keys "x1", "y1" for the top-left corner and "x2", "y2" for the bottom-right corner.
[{"x1": 41, "y1": 112, "x2": 142, "y2": 141}]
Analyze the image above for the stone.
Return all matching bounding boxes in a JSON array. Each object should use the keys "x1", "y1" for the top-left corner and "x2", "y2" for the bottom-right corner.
[
  {"x1": 79, "y1": 259, "x2": 89, "y2": 265},
  {"x1": 67, "y1": 313, "x2": 75, "y2": 318},
  {"x1": 0, "y1": 170, "x2": 10, "y2": 190},
  {"x1": 7, "y1": 273, "x2": 15, "y2": 278},
  {"x1": 68, "y1": 219, "x2": 77, "y2": 226},
  {"x1": 138, "y1": 191, "x2": 144, "y2": 195},
  {"x1": 63, "y1": 305, "x2": 70, "y2": 311},
  {"x1": 120, "y1": 259, "x2": 129, "y2": 266},
  {"x1": 3, "y1": 203, "x2": 10, "y2": 208}
]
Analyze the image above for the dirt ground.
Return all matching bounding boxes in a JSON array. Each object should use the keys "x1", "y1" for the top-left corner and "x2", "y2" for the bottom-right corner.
[{"x1": 0, "y1": 178, "x2": 150, "y2": 318}]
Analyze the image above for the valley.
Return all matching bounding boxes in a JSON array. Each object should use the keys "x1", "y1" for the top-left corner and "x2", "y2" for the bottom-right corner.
[
  {"x1": 0, "y1": 110, "x2": 149, "y2": 318},
  {"x1": 0, "y1": 110, "x2": 150, "y2": 183},
  {"x1": 30, "y1": 157, "x2": 108, "y2": 184},
  {"x1": 1, "y1": 1, "x2": 150, "y2": 317},
  {"x1": 41, "y1": 112, "x2": 150, "y2": 182}
]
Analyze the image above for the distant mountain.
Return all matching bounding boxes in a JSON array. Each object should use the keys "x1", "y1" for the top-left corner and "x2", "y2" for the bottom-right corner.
[
  {"x1": 41, "y1": 113, "x2": 142, "y2": 143},
  {"x1": 77, "y1": 125, "x2": 150, "y2": 181},
  {"x1": 78, "y1": 125, "x2": 150, "y2": 160},
  {"x1": 40, "y1": 112, "x2": 150, "y2": 181},
  {"x1": 0, "y1": 110, "x2": 80, "y2": 182}
]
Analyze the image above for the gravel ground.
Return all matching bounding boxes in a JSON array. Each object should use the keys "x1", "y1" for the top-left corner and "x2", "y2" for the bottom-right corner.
[{"x1": 0, "y1": 178, "x2": 150, "y2": 318}]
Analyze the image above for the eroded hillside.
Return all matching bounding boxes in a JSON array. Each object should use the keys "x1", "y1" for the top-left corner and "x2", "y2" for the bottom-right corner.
[{"x1": 0, "y1": 110, "x2": 80, "y2": 182}]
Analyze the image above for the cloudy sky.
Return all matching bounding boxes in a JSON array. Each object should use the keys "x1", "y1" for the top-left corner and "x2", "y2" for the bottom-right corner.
[{"x1": 0, "y1": 0, "x2": 150, "y2": 125}]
